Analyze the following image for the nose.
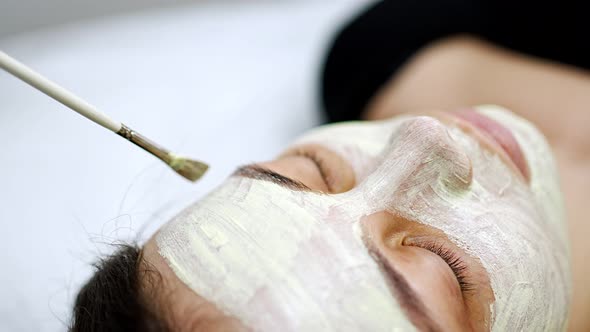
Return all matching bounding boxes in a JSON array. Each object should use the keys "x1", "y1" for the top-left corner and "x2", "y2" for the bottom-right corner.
[{"x1": 360, "y1": 116, "x2": 472, "y2": 207}]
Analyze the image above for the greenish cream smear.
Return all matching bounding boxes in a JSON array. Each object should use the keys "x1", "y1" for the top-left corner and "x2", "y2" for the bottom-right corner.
[{"x1": 157, "y1": 105, "x2": 570, "y2": 331}]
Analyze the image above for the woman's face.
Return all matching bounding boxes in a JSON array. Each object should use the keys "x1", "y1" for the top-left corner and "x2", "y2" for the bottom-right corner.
[{"x1": 149, "y1": 105, "x2": 570, "y2": 331}]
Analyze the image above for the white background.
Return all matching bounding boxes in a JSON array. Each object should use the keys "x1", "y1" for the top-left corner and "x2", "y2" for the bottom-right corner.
[{"x1": 0, "y1": 1, "x2": 372, "y2": 330}]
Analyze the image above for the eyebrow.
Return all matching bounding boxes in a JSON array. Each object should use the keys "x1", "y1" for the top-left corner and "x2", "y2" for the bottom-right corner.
[
  {"x1": 233, "y1": 164, "x2": 312, "y2": 191},
  {"x1": 368, "y1": 246, "x2": 440, "y2": 332}
]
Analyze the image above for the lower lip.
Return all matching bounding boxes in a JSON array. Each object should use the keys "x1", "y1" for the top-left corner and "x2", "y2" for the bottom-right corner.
[{"x1": 453, "y1": 109, "x2": 530, "y2": 181}]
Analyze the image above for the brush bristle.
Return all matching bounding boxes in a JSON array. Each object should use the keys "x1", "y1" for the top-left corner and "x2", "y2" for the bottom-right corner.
[{"x1": 168, "y1": 155, "x2": 209, "y2": 182}]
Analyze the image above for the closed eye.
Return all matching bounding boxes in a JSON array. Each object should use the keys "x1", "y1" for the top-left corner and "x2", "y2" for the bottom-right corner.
[
  {"x1": 233, "y1": 165, "x2": 313, "y2": 191},
  {"x1": 291, "y1": 150, "x2": 333, "y2": 192},
  {"x1": 405, "y1": 238, "x2": 475, "y2": 295}
]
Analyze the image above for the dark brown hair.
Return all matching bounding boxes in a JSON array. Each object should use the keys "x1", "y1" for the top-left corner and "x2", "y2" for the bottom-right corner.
[{"x1": 69, "y1": 244, "x2": 170, "y2": 332}]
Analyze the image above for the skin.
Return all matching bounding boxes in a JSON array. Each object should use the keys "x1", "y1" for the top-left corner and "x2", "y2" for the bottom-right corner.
[
  {"x1": 143, "y1": 138, "x2": 494, "y2": 331},
  {"x1": 364, "y1": 35, "x2": 590, "y2": 331},
  {"x1": 140, "y1": 35, "x2": 583, "y2": 330}
]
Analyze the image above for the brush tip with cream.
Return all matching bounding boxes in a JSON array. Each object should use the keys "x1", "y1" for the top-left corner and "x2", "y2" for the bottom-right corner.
[{"x1": 168, "y1": 154, "x2": 209, "y2": 182}]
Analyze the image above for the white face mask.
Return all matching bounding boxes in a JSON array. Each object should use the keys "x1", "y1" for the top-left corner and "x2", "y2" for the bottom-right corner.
[{"x1": 157, "y1": 105, "x2": 570, "y2": 331}]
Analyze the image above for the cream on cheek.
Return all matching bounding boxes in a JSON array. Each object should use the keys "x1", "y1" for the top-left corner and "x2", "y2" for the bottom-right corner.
[{"x1": 476, "y1": 105, "x2": 568, "y2": 247}]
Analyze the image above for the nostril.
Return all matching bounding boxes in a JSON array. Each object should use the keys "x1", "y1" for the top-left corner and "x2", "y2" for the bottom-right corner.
[
  {"x1": 439, "y1": 145, "x2": 473, "y2": 192},
  {"x1": 432, "y1": 128, "x2": 473, "y2": 192}
]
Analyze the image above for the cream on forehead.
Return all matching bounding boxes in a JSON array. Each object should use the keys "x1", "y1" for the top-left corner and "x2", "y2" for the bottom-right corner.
[{"x1": 158, "y1": 105, "x2": 570, "y2": 331}]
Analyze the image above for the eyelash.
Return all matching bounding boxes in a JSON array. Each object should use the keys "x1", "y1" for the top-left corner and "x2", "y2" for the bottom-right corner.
[{"x1": 414, "y1": 241, "x2": 475, "y2": 294}]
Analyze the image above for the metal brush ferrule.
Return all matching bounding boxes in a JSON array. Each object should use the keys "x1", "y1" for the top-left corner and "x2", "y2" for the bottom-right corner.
[{"x1": 116, "y1": 124, "x2": 173, "y2": 164}]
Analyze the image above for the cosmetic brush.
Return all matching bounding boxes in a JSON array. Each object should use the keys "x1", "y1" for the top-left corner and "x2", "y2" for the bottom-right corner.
[{"x1": 0, "y1": 50, "x2": 208, "y2": 182}]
